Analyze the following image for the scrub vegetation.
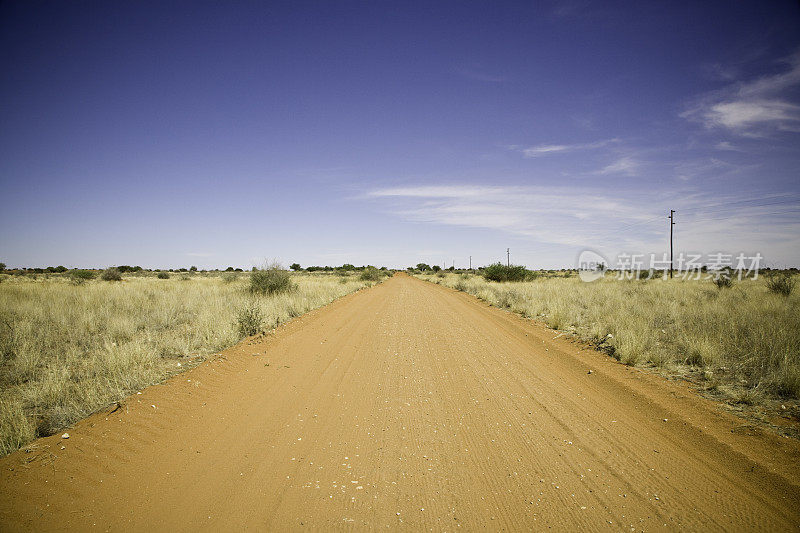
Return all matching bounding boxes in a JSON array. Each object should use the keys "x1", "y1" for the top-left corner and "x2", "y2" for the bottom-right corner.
[
  {"x1": 0, "y1": 270, "x2": 382, "y2": 455},
  {"x1": 418, "y1": 271, "x2": 800, "y2": 407}
]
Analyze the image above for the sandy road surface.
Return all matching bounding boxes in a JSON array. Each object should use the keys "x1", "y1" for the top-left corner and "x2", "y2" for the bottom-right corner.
[{"x1": 2, "y1": 274, "x2": 799, "y2": 531}]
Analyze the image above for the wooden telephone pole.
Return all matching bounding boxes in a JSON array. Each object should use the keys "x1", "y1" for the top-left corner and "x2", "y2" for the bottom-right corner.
[
  {"x1": 669, "y1": 209, "x2": 675, "y2": 278},
  {"x1": 469, "y1": 256, "x2": 472, "y2": 270},
  {"x1": 507, "y1": 248, "x2": 510, "y2": 267}
]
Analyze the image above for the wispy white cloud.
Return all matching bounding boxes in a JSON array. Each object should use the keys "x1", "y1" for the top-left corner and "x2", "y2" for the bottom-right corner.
[
  {"x1": 704, "y1": 100, "x2": 800, "y2": 131},
  {"x1": 367, "y1": 185, "x2": 502, "y2": 199},
  {"x1": 596, "y1": 156, "x2": 638, "y2": 176},
  {"x1": 703, "y1": 62, "x2": 739, "y2": 82},
  {"x1": 673, "y1": 157, "x2": 745, "y2": 182},
  {"x1": 363, "y1": 184, "x2": 800, "y2": 264},
  {"x1": 714, "y1": 141, "x2": 738, "y2": 151},
  {"x1": 682, "y1": 50, "x2": 800, "y2": 136},
  {"x1": 517, "y1": 138, "x2": 618, "y2": 158},
  {"x1": 366, "y1": 184, "x2": 660, "y2": 250},
  {"x1": 522, "y1": 144, "x2": 570, "y2": 156}
]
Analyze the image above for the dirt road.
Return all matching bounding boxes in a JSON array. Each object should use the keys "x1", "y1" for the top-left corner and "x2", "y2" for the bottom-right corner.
[{"x1": 2, "y1": 274, "x2": 799, "y2": 531}]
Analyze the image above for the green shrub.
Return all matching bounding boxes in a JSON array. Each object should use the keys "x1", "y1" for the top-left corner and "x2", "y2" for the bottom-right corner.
[
  {"x1": 236, "y1": 304, "x2": 264, "y2": 337},
  {"x1": 250, "y1": 264, "x2": 295, "y2": 295},
  {"x1": 100, "y1": 268, "x2": 122, "y2": 281},
  {"x1": 360, "y1": 267, "x2": 382, "y2": 281},
  {"x1": 69, "y1": 269, "x2": 96, "y2": 284},
  {"x1": 482, "y1": 263, "x2": 529, "y2": 282},
  {"x1": 221, "y1": 272, "x2": 238, "y2": 283},
  {"x1": 157, "y1": 271, "x2": 170, "y2": 279},
  {"x1": 766, "y1": 272, "x2": 796, "y2": 296}
]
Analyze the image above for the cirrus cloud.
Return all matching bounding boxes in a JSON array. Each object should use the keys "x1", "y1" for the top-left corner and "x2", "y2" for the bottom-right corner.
[{"x1": 682, "y1": 50, "x2": 800, "y2": 136}]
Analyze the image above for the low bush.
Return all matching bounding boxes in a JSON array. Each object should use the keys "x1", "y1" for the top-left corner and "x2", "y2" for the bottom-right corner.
[
  {"x1": 250, "y1": 264, "x2": 295, "y2": 295},
  {"x1": 236, "y1": 304, "x2": 264, "y2": 337},
  {"x1": 359, "y1": 267, "x2": 382, "y2": 281},
  {"x1": 69, "y1": 269, "x2": 96, "y2": 284},
  {"x1": 100, "y1": 268, "x2": 122, "y2": 281},
  {"x1": 157, "y1": 272, "x2": 170, "y2": 279},
  {"x1": 766, "y1": 272, "x2": 796, "y2": 296},
  {"x1": 482, "y1": 263, "x2": 529, "y2": 282}
]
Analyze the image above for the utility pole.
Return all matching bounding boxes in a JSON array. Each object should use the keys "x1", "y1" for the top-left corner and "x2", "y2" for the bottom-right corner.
[
  {"x1": 469, "y1": 256, "x2": 472, "y2": 270},
  {"x1": 669, "y1": 209, "x2": 675, "y2": 279},
  {"x1": 507, "y1": 248, "x2": 510, "y2": 267}
]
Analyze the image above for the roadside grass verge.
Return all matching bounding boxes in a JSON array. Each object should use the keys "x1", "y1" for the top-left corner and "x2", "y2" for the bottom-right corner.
[
  {"x1": 0, "y1": 272, "x2": 381, "y2": 455},
  {"x1": 418, "y1": 272, "x2": 800, "y2": 407}
]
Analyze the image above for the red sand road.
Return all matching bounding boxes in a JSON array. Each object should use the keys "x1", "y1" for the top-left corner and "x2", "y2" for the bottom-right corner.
[{"x1": 1, "y1": 274, "x2": 799, "y2": 531}]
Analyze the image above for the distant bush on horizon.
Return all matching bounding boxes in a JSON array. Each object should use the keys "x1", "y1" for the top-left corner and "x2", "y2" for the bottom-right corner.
[
  {"x1": 100, "y1": 268, "x2": 122, "y2": 281},
  {"x1": 482, "y1": 263, "x2": 530, "y2": 282},
  {"x1": 69, "y1": 269, "x2": 96, "y2": 284},
  {"x1": 250, "y1": 263, "x2": 295, "y2": 295}
]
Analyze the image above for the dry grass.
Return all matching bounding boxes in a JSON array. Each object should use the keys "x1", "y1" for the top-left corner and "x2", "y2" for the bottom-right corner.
[
  {"x1": 0, "y1": 272, "x2": 378, "y2": 455},
  {"x1": 420, "y1": 272, "x2": 800, "y2": 404}
]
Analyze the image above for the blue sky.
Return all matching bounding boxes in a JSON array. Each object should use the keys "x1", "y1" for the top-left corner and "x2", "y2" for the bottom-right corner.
[{"x1": 1, "y1": 1, "x2": 799, "y2": 269}]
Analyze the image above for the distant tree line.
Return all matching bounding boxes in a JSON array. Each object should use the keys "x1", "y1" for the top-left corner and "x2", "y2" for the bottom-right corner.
[
  {"x1": 290, "y1": 264, "x2": 390, "y2": 272},
  {"x1": 2, "y1": 261, "x2": 798, "y2": 277}
]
